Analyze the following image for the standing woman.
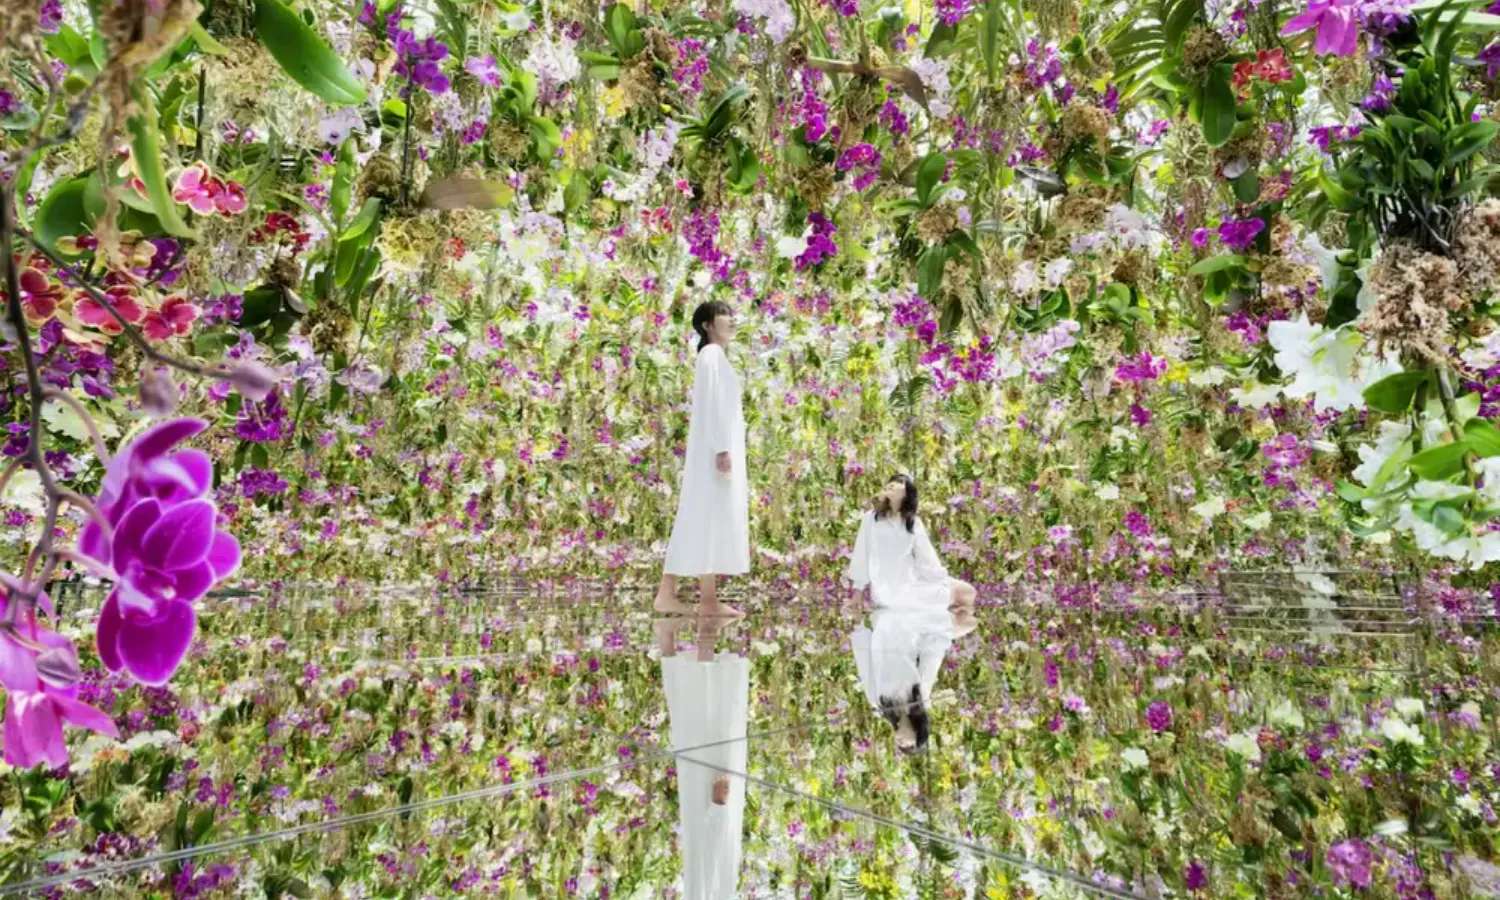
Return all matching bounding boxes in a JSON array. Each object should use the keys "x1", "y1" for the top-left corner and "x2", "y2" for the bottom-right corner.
[{"x1": 655, "y1": 301, "x2": 749, "y2": 617}]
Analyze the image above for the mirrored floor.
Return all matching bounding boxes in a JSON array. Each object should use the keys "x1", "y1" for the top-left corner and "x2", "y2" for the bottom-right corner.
[{"x1": 4, "y1": 581, "x2": 1489, "y2": 897}]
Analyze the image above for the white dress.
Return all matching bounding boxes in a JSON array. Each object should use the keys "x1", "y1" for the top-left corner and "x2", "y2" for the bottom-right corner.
[
  {"x1": 845, "y1": 512, "x2": 958, "y2": 613},
  {"x1": 851, "y1": 612, "x2": 950, "y2": 710},
  {"x1": 664, "y1": 344, "x2": 750, "y2": 576},
  {"x1": 663, "y1": 654, "x2": 749, "y2": 900}
]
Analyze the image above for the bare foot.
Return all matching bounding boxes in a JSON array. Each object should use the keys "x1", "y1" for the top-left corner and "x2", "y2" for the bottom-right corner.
[
  {"x1": 712, "y1": 774, "x2": 731, "y2": 805},
  {"x1": 654, "y1": 590, "x2": 691, "y2": 614},
  {"x1": 700, "y1": 603, "x2": 744, "y2": 618},
  {"x1": 951, "y1": 614, "x2": 978, "y2": 638}
]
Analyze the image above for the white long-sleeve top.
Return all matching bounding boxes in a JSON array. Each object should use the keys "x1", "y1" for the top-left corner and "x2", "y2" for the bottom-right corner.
[{"x1": 845, "y1": 512, "x2": 952, "y2": 608}]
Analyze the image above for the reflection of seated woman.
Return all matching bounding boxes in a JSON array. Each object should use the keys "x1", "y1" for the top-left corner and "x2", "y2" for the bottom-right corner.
[
  {"x1": 845, "y1": 475, "x2": 976, "y2": 752},
  {"x1": 657, "y1": 618, "x2": 748, "y2": 899}
]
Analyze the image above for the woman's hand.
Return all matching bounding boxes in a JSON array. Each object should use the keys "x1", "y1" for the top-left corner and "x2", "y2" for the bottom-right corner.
[{"x1": 716, "y1": 451, "x2": 732, "y2": 474}]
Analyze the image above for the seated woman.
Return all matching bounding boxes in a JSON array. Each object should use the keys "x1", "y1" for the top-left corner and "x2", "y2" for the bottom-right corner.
[{"x1": 845, "y1": 475, "x2": 978, "y2": 752}]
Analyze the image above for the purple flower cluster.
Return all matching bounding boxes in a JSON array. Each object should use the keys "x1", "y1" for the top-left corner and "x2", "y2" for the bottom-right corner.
[
  {"x1": 0, "y1": 90, "x2": 17, "y2": 117},
  {"x1": 38, "y1": 0, "x2": 62, "y2": 32},
  {"x1": 174, "y1": 862, "x2": 237, "y2": 900},
  {"x1": 835, "y1": 142, "x2": 882, "y2": 191},
  {"x1": 239, "y1": 467, "x2": 291, "y2": 498},
  {"x1": 389, "y1": 18, "x2": 451, "y2": 95},
  {"x1": 201, "y1": 293, "x2": 243, "y2": 326},
  {"x1": 1361, "y1": 73, "x2": 1396, "y2": 112},
  {"x1": 673, "y1": 39, "x2": 710, "y2": 96},
  {"x1": 1309, "y1": 124, "x2": 1361, "y2": 153},
  {"x1": 235, "y1": 389, "x2": 291, "y2": 442},
  {"x1": 879, "y1": 99, "x2": 909, "y2": 137},
  {"x1": 936, "y1": 0, "x2": 973, "y2": 25},
  {"x1": 1020, "y1": 320, "x2": 1079, "y2": 373},
  {"x1": 1023, "y1": 39, "x2": 1064, "y2": 89},
  {"x1": 797, "y1": 70, "x2": 832, "y2": 144},
  {"x1": 1146, "y1": 699, "x2": 1174, "y2": 732},
  {"x1": 1261, "y1": 433, "x2": 1310, "y2": 469},
  {"x1": 1124, "y1": 510, "x2": 1152, "y2": 537},
  {"x1": 464, "y1": 55, "x2": 502, "y2": 88},
  {"x1": 1327, "y1": 838, "x2": 1375, "y2": 889},
  {"x1": 1114, "y1": 352, "x2": 1167, "y2": 384},
  {"x1": 794, "y1": 212, "x2": 838, "y2": 270},
  {"x1": 891, "y1": 293, "x2": 931, "y2": 328},
  {"x1": 1218, "y1": 217, "x2": 1266, "y2": 252},
  {"x1": 81, "y1": 419, "x2": 241, "y2": 687},
  {"x1": 684, "y1": 208, "x2": 730, "y2": 279}
]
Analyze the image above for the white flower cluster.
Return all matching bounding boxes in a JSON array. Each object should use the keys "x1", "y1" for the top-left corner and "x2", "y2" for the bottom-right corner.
[{"x1": 1265, "y1": 314, "x2": 1400, "y2": 412}]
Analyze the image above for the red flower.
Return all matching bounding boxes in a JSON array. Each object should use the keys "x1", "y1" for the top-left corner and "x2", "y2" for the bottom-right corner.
[
  {"x1": 13, "y1": 263, "x2": 66, "y2": 324},
  {"x1": 1254, "y1": 49, "x2": 1293, "y2": 83}
]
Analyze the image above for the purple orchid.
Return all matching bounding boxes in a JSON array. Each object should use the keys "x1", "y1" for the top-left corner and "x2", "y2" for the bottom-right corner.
[
  {"x1": 80, "y1": 419, "x2": 240, "y2": 686},
  {"x1": 0, "y1": 593, "x2": 119, "y2": 768}
]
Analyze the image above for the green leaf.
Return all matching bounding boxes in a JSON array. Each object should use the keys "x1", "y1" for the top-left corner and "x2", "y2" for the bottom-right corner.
[
  {"x1": 340, "y1": 198, "x2": 382, "y2": 241},
  {"x1": 1445, "y1": 120, "x2": 1499, "y2": 167},
  {"x1": 980, "y1": 0, "x2": 1001, "y2": 81},
  {"x1": 34, "y1": 175, "x2": 95, "y2": 258},
  {"x1": 253, "y1": 0, "x2": 367, "y2": 105},
  {"x1": 1465, "y1": 419, "x2": 1500, "y2": 457},
  {"x1": 124, "y1": 84, "x2": 197, "y2": 240},
  {"x1": 917, "y1": 244, "x2": 947, "y2": 298},
  {"x1": 188, "y1": 20, "x2": 230, "y2": 55},
  {"x1": 1362, "y1": 370, "x2": 1428, "y2": 414},
  {"x1": 1201, "y1": 63, "x2": 1237, "y2": 147},
  {"x1": 1409, "y1": 440, "x2": 1470, "y2": 480},
  {"x1": 1336, "y1": 480, "x2": 1367, "y2": 503},
  {"x1": 1453, "y1": 391, "x2": 1481, "y2": 424},
  {"x1": 915, "y1": 152, "x2": 947, "y2": 207},
  {"x1": 1187, "y1": 253, "x2": 1244, "y2": 276},
  {"x1": 330, "y1": 138, "x2": 355, "y2": 223}
]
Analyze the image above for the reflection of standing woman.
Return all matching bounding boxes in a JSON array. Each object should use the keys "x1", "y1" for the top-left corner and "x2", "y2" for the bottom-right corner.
[
  {"x1": 655, "y1": 301, "x2": 749, "y2": 617},
  {"x1": 657, "y1": 617, "x2": 749, "y2": 899}
]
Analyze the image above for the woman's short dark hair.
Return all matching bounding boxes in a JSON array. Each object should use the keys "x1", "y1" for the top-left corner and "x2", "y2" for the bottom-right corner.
[
  {"x1": 875, "y1": 474, "x2": 918, "y2": 533},
  {"x1": 691, "y1": 301, "x2": 733, "y2": 352}
]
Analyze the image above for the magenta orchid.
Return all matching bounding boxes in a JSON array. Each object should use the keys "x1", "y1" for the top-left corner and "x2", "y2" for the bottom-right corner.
[
  {"x1": 0, "y1": 592, "x2": 118, "y2": 769},
  {"x1": 81, "y1": 419, "x2": 240, "y2": 687},
  {"x1": 1281, "y1": 0, "x2": 1363, "y2": 56}
]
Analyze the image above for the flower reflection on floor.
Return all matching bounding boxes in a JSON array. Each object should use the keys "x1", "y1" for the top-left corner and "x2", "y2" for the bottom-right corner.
[{"x1": 0, "y1": 580, "x2": 1496, "y2": 898}]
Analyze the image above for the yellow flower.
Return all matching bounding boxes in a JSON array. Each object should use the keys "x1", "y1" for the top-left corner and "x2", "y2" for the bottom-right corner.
[
  {"x1": 562, "y1": 128, "x2": 593, "y2": 167},
  {"x1": 602, "y1": 85, "x2": 627, "y2": 121},
  {"x1": 1163, "y1": 362, "x2": 1189, "y2": 384}
]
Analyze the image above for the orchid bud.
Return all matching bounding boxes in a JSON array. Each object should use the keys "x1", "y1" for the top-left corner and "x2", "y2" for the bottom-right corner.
[
  {"x1": 226, "y1": 361, "x2": 279, "y2": 402},
  {"x1": 139, "y1": 366, "x2": 178, "y2": 417},
  {"x1": 35, "y1": 644, "x2": 82, "y2": 689}
]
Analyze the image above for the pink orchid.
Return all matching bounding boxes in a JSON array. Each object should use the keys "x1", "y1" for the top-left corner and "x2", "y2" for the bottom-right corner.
[
  {"x1": 172, "y1": 162, "x2": 219, "y2": 215},
  {"x1": 171, "y1": 163, "x2": 248, "y2": 217},
  {"x1": 141, "y1": 295, "x2": 198, "y2": 341},
  {"x1": 76, "y1": 287, "x2": 145, "y2": 334},
  {"x1": 213, "y1": 180, "x2": 248, "y2": 215},
  {"x1": 1282, "y1": 0, "x2": 1362, "y2": 57},
  {"x1": 0, "y1": 594, "x2": 119, "y2": 769}
]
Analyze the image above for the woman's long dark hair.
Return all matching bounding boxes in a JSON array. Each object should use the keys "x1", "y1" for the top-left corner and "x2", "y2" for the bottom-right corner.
[
  {"x1": 691, "y1": 301, "x2": 733, "y2": 352},
  {"x1": 875, "y1": 474, "x2": 918, "y2": 533},
  {"x1": 879, "y1": 685, "x2": 931, "y2": 753}
]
